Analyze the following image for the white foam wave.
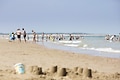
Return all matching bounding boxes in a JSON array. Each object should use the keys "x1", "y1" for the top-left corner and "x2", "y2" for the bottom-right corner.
[
  {"x1": 82, "y1": 47, "x2": 120, "y2": 53},
  {"x1": 83, "y1": 44, "x2": 88, "y2": 47},
  {"x1": 59, "y1": 41, "x2": 81, "y2": 44},
  {"x1": 64, "y1": 44, "x2": 79, "y2": 47}
]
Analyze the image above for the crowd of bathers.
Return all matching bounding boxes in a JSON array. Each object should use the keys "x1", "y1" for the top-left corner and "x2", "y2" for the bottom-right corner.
[
  {"x1": 105, "y1": 33, "x2": 120, "y2": 42},
  {"x1": 9, "y1": 29, "x2": 84, "y2": 42}
]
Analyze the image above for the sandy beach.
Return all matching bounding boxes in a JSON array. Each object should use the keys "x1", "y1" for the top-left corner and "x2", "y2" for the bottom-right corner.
[{"x1": 0, "y1": 39, "x2": 120, "y2": 80}]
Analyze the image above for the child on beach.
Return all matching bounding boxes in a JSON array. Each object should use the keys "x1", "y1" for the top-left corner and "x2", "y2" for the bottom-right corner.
[{"x1": 9, "y1": 32, "x2": 15, "y2": 41}]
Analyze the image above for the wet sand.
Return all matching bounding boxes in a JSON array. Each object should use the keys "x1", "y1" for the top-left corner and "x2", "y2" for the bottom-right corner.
[{"x1": 0, "y1": 39, "x2": 120, "y2": 80}]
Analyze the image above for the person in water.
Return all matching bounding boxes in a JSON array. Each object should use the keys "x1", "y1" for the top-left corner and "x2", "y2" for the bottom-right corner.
[
  {"x1": 32, "y1": 30, "x2": 37, "y2": 42},
  {"x1": 69, "y1": 34, "x2": 74, "y2": 41}
]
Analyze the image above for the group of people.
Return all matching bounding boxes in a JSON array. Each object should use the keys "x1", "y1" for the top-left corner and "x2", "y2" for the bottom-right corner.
[
  {"x1": 105, "y1": 33, "x2": 120, "y2": 42},
  {"x1": 41, "y1": 33, "x2": 83, "y2": 41},
  {"x1": 9, "y1": 28, "x2": 37, "y2": 42},
  {"x1": 9, "y1": 29, "x2": 84, "y2": 42},
  {"x1": 9, "y1": 28, "x2": 27, "y2": 42}
]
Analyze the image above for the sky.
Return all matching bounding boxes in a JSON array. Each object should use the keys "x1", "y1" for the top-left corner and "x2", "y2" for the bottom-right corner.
[{"x1": 0, "y1": 0, "x2": 120, "y2": 34}]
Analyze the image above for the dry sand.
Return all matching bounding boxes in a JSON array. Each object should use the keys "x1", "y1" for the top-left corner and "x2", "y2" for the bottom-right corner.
[{"x1": 0, "y1": 39, "x2": 120, "y2": 80}]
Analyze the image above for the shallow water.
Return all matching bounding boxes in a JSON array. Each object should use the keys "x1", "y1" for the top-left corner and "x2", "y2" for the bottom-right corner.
[
  {"x1": 37, "y1": 35, "x2": 120, "y2": 59},
  {"x1": 38, "y1": 41, "x2": 120, "y2": 59}
]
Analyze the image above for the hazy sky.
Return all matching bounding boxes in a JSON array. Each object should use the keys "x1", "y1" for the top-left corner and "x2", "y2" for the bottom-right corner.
[{"x1": 0, "y1": 0, "x2": 120, "y2": 34}]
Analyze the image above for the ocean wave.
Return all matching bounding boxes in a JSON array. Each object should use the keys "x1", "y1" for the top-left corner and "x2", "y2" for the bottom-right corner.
[
  {"x1": 59, "y1": 40, "x2": 81, "y2": 44},
  {"x1": 82, "y1": 47, "x2": 120, "y2": 53},
  {"x1": 64, "y1": 44, "x2": 79, "y2": 47}
]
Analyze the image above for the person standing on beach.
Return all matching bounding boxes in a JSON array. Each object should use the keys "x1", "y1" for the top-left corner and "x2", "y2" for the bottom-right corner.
[
  {"x1": 32, "y1": 30, "x2": 36, "y2": 42},
  {"x1": 16, "y1": 29, "x2": 21, "y2": 42},
  {"x1": 41, "y1": 32, "x2": 44, "y2": 42},
  {"x1": 22, "y1": 28, "x2": 27, "y2": 42}
]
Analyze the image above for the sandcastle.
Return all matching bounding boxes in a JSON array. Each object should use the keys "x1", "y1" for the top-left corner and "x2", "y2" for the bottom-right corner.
[
  {"x1": 3, "y1": 65, "x2": 120, "y2": 80},
  {"x1": 28, "y1": 65, "x2": 92, "y2": 79},
  {"x1": 73, "y1": 67, "x2": 78, "y2": 72},
  {"x1": 29, "y1": 66, "x2": 43, "y2": 75},
  {"x1": 57, "y1": 68, "x2": 67, "y2": 77},
  {"x1": 78, "y1": 67, "x2": 83, "y2": 74},
  {"x1": 50, "y1": 65, "x2": 57, "y2": 74},
  {"x1": 83, "y1": 68, "x2": 92, "y2": 78},
  {"x1": 1, "y1": 66, "x2": 120, "y2": 80}
]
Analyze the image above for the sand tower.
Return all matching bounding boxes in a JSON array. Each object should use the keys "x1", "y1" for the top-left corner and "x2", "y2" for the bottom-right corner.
[
  {"x1": 29, "y1": 66, "x2": 43, "y2": 75},
  {"x1": 57, "y1": 68, "x2": 67, "y2": 77},
  {"x1": 83, "y1": 68, "x2": 92, "y2": 78},
  {"x1": 50, "y1": 65, "x2": 57, "y2": 73}
]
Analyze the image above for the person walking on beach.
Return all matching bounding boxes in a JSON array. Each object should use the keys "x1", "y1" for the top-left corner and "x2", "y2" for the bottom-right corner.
[
  {"x1": 22, "y1": 28, "x2": 27, "y2": 42},
  {"x1": 16, "y1": 29, "x2": 21, "y2": 42},
  {"x1": 32, "y1": 30, "x2": 36, "y2": 42}
]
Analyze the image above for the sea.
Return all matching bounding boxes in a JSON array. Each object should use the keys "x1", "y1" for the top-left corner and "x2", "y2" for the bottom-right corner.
[
  {"x1": 37, "y1": 33, "x2": 120, "y2": 59},
  {"x1": 1, "y1": 33, "x2": 120, "y2": 58}
]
